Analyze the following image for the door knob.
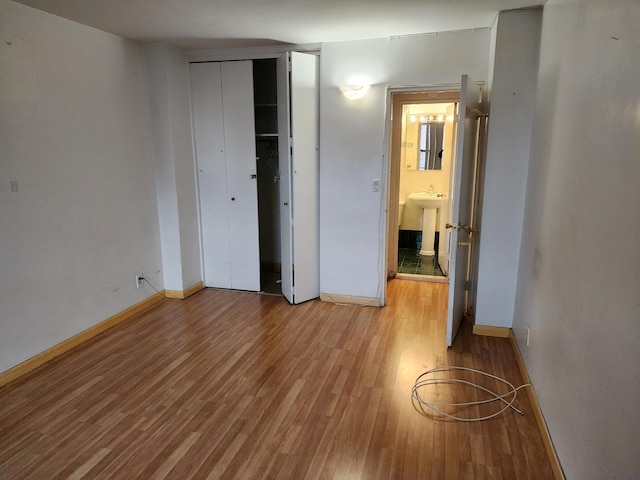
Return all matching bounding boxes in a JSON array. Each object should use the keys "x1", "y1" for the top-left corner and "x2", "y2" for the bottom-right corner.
[
  {"x1": 446, "y1": 223, "x2": 478, "y2": 233},
  {"x1": 446, "y1": 222, "x2": 468, "y2": 230}
]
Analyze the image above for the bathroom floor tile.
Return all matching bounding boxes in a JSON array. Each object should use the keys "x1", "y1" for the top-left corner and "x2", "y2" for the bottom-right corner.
[{"x1": 397, "y1": 248, "x2": 444, "y2": 277}]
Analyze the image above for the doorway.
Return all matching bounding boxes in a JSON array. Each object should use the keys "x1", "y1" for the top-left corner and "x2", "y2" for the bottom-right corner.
[
  {"x1": 385, "y1": 78, "x2": 486, "y2": 346},
  {"x1": 386, "y1": 90, "x2": 460, "y2": 282},
  {"x1": 253, "y1": 58, "x2": 282, "y2": 295}
]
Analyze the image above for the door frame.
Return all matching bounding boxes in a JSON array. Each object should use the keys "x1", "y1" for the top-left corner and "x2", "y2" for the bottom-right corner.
[
  {"x1": 382, "y1": 81, "x2": 488, "y2": 344},
  {"x1": 384, "y1": 87, "x2": 461, "y2": 282}
]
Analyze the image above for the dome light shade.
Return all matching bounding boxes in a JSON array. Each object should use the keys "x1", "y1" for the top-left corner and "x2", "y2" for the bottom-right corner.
[{"x1": 339, "y1": 84, "x2": 370, "y2": 100}]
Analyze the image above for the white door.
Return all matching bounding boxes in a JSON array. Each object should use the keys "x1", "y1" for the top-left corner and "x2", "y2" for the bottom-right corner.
[
  {"x1": 277, "y1": 52, "x2": 320, "y2": 304},
  {"x1": 191, "y1": 61, "x2": 261, "y2": 291},
  {"x1": 445, "y1": 75, "x2": 482, "y2": 346}
]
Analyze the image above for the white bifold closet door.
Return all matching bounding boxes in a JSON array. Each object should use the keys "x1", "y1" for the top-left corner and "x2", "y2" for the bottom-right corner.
[
  {"x1": 191, "y1": 61, "x2": 261, "y2": 291},
  {"x1": 277, "y1": 52, "x2": 320, "y2": 304}
]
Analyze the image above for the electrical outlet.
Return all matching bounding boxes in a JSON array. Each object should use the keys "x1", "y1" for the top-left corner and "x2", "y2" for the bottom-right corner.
[{"x1": 136, "y1": 275, "x2": 144, "y2": 288}]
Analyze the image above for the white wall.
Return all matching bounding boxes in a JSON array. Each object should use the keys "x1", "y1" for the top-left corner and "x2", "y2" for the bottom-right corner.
[
  {"x1": 319, "y1": 31, "x2": 491, "y2": 300},
  {"x1": 475, "y1": 10, "x2": 542, "y2": 328},
  {"x1": 144, "y1": 44, "x2": 202, "y2": 292},
  {"x1": 513, "y1": 0, "x2": 640, "y2": 477},
  {"x1": 0, "y1": 0, "x2": 162, "y2": 373}
]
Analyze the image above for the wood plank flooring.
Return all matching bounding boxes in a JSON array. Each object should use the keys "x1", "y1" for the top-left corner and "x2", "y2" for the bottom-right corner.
[{"x1": 0, "y1": 280, "x2": 554, "y2": 479}]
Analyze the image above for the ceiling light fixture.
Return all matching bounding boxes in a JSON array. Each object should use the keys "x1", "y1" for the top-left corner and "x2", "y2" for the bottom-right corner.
[{"x1": 339, "y1": 84, "x2": 370, "y2": 100}]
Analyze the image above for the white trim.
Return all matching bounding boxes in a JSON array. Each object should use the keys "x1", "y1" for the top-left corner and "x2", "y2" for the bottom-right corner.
[
  {"x1": 187, "y1": 43, "x2": 321, "y2": 62},
  {"x1": 186, "y1": 58, "x2": 206, "y2": 284},
  {"x1": 386, "y1": 83, "x2": 463, "y2": 95},
  {"x1": 379, "y1": 88, "x2": 393, "y2": 308}
]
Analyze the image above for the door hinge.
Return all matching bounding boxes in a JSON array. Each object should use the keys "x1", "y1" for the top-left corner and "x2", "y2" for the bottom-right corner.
[{"x1": 466, "y1": 107, "x2": 488, "y2": 118}]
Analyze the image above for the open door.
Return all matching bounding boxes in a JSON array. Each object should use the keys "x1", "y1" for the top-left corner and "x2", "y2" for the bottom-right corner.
[
  {"x1": 445, "y1": 75, "x2": 483, "y2": 346},
  {"x1": 277, "y1": 52, "x2": 320, "y2": 304}
]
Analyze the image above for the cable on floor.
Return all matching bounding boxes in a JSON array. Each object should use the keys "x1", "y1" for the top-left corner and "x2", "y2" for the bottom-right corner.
[
  {"x1": 141, "y1": 277, "x2": 163, "y2": 295},
  {"x1": 411, "y1": 365, "x2": 531, "y2": 422}
]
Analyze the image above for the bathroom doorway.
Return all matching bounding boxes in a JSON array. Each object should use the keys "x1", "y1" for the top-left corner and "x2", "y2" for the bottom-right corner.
[
  {"x1": 385, "y1": 78, "x2": 486, "y2": 345},
  {"x1": 387, "y1": 90, "x2": 460, "y2": 281}
]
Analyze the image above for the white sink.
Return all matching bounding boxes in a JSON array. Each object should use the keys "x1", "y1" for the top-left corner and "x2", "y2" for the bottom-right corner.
[
  {"x1": 407, "y1": 191, "x2": 443, "y2": 209},
  {"x1": 407, "y1": 192, "x2": 444, "y2": 256}
]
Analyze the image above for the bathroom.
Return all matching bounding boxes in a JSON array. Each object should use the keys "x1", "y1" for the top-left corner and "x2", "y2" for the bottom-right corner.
[{"x1": 397, "y1": 102, "x2": 456, "y2": 278}]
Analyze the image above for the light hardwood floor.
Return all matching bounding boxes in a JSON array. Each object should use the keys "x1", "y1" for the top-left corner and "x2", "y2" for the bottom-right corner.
[{"x1": 0, "y1": 280, "x2": 554, "y2": 479}]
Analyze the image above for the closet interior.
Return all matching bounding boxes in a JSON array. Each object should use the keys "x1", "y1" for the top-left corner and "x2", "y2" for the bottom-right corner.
[{"x1": 253, "y1": 59, "x2": 282, "y2": 294}]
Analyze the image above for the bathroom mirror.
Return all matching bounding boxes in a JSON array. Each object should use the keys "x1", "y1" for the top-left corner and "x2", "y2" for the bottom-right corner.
[
  {"x1": 402, "y1": 103, "x2": 451, "y2": 171},
  {"x1": 418, "y1": 121, "x2": 444, "y2": 170}
]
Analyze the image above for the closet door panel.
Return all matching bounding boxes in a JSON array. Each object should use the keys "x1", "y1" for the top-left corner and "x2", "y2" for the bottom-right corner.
[
  {"x1": 277, "y1": 52, "x2": 320, "y2": 304},
  {"x1": 277, "y1": 55, "x2": 293, "y2": 302},
  {"x1": 289, "y1": 52, "x2": 319, "y2": 303},
  {"x1": 221, "y1": 61, "x2": 260, "y2": 291},
  {"x1": 191, "y1": 62, "x2": 231, "y2": 288},
  {"x1": 191, "y1": 61, "x2": 260, "y2": 291}
]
